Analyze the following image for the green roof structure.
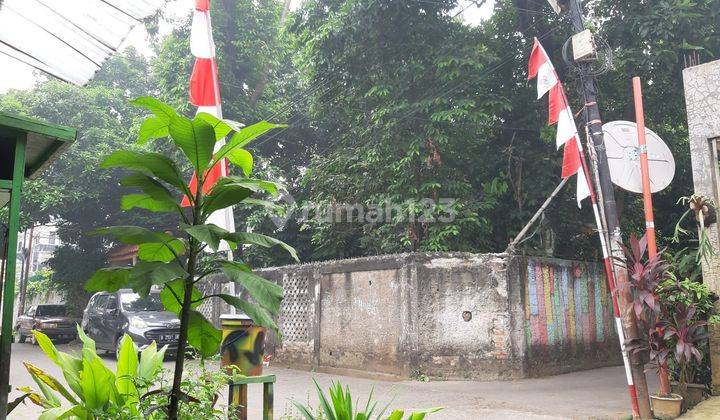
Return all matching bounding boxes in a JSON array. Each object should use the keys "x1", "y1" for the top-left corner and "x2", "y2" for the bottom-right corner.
[
  {"x1": 0, "y1": 111, "x2": 76, "y2": 417},
  {"x1": 0, "y1": 112, "x2": 76, "y2": 207}
]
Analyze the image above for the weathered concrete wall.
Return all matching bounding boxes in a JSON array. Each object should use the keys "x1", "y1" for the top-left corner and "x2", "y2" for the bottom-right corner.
[
  {"x1": 684, "y1": 58, "x2": 720, "y2": 391},
  {"x1": 413, "y1": 254, "x2": 525, "y2": 380},
  {"x1": 684, "y1": 59, "x2": 720, "y2": 294},
  {"x1": 234, "y1": 252, "x2": 621, "y2": 380}
]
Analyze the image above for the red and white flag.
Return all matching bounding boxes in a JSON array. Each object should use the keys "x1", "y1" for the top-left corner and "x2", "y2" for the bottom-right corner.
[
  {"x1": 182, "y1": 0, "x2": 236, "y2": 243},
  {"x1": 528, "y1": 38, "x2": 590, "y2": 207}
]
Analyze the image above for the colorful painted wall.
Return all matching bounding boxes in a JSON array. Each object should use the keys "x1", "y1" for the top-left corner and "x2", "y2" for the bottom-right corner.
[{"x1": 521, "y1": 257, "x2": 622, "y2": 375}]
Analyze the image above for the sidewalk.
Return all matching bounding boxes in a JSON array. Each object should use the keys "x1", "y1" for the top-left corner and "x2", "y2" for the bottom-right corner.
[{"x1": 678, "y1": 396, "x2": 720, "y2": 419}]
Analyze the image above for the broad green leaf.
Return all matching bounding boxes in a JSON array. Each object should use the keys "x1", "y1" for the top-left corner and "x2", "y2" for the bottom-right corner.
[
  {"x1": 24, "y1": 362, "x2": 60, "y2": 408},
  {"x1": 195, "y1": 112, "x2": 239, "y2": 140},
  {"x1": 130, "y1": 96, "x2": 178, "y2": 122},
  {"x1": 128, "y1": 261, "x2": 187, "y2": 297},
  {"x1": 160, "y1": 279, "x2": 202, "y2": 314},
  {"x1": 224, "y1": 231, "x2": 299, "y2": 262},
  {"x1": 226, "y1": 148, "x2": 253, "y2": 176},
  {"x1": 34, "y1": 330, "x2": 84, "y2": 400},
  {"x1": 33, "y1": 331, "x2": 59, "y2": 364},
  {"x1": 213, "y1": 176, "x2": 280, "y2": 197},
  {"x1": 168, "y1": 115, "x2": 216, "y2": 172},
  {"x1": 55, "y1": 353, "x2": 83, "y2": 402},
  {"x1": 213, "y1": 121, "x2": 285, "y2": 164},
  {"x1": 80, "y1": 349, "x2": 114, "y2": 410},
  {"x1": 137, "y1": 240, "x2": 185, "y2": 263},
  {"x1": 85, "y1": 267, "x2": 130, "y2": 292},
  {"x1": 121, "y1": 193, "x2": 178, "y2": 213},
  {"x1": 137, "y1": 116, "x2": 170, "y2": 144},
  {"x1": 182, "y1": 223, "x2": 231, "y2": 252},
  {"x1": 120, "y1": 172, "x2": 176, "y2": 202},
  {"x1": 23, "y1": 362, "x2": 78, "y2": 405},
  {"x1": 203, "y1": 183, "x2": 254, "y2": 216},
  {"x1": 116, "y1": 335, "x2": 139, "y2": 406},
  {"x1": 219, "y1": 261, "x2": 283, "y2": 315},
  {"x1": 101, "y1": 150, "x2": 187, "y2": 192},
  {"x1": 216, "y1": 294, "x2": 279, "y2": 334},
  {"x1": 138, "y1": 342, "x2": 166, "y2": 384},
  {"x1": 38, "y1": 407, "x2": 73, "y2": 420},
  {"x1": 77, "y1": 325, "x2": 97, "y2": 355},
  {"x1": 187, "y1": 310, "x2": 221, "y2": 358},
  {"x1": 93, "y1": 226, "x2": 186, "y2": 263},
  {"x1": 387, "y1": 410, "x2": 404, "y2": 420},
  {"x1": 410, "y1": 408, "x2": 443, "y2": 419}
]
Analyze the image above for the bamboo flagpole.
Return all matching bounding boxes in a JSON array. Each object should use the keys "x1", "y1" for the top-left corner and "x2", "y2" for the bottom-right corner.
[
  {"x1": 580, "y1": 127, "x2": 641, "y2": 418},
  {"x1": 527, "y1": 36, "x2": 642, "y2": 416}
]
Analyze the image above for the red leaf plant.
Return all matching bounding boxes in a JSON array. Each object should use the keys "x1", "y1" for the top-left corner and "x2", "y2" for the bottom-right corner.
[{"x1": 616, "y1": 234, "x2": 669, "y2": 320}]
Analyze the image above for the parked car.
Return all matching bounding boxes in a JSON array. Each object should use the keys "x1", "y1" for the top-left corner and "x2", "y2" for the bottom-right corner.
[
  {"x1": 15, "y1": 304, "x2": 76, "y2": 344},
  {"x1": 81, "y1": 289, "x2": 180, "y2": 356}
]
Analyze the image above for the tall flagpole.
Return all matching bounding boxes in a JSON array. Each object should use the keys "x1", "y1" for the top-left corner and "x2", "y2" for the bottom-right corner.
[
  {"x1": 203, "y1": 3, "x2": 237, "y2": 308},
  {"x1": 580, "y1": 129, "x2": 641, "y2": 418},
  {"x1": 201, "y1": 2, "x2": 238, "y2": 309},
  {"x1": 528, "y1": 35, "x2": 643, "y2": 417}
]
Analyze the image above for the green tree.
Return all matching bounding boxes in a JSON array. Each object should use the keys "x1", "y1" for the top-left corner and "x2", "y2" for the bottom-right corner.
[
  {"x1": 0, "y1": 50, "x2": 173, "y2": 313},
  {"x1": 85, "y1": 97, "x2": 296, "y2": 418}
]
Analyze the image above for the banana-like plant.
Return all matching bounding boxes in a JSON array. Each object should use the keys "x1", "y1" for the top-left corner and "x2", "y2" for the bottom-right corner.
[
  {"x1": 293, "y1": 380, "x2": 442, "y2": 420},
  {"x1": 9, "y1": 327, "x2": 165, "y2": 419},
  {"x1": 84, "y1": 97, "x2": 297, "y2": 419}
]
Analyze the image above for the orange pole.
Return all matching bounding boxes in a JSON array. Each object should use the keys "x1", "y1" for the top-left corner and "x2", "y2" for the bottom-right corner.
[
  {"x1": 633, "y1": 77, "x2": 670, "y2": 397},
  {"x1": 632, "y1": 77, "x2": 657, "y2": 257}
]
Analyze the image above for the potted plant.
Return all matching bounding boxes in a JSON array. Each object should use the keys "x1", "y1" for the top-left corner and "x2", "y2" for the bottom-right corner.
[
  {"x1": 657, "y1": 277, "x2": 717, "y2": 408},
  {"x1": 664, "y1": 301, "x2": 711, "y2": 409},
  {"x1": 620, "y1": 234, "x2": 682, "y2": 417}
]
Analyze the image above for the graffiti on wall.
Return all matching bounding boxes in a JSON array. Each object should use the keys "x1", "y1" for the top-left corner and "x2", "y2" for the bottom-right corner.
[{"x1": 523, "y1": 258, "x2": 616, "y2": 357}]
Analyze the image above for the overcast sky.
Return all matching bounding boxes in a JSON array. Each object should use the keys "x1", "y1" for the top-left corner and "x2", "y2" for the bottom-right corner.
[{"x1": 0, "y1": 0, "x2": 494, "y2": 93}]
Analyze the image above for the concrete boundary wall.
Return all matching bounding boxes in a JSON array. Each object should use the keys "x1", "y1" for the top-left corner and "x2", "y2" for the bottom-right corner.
[{"x1": 217, "y1": 252, "x2": 621, "y2": 380}]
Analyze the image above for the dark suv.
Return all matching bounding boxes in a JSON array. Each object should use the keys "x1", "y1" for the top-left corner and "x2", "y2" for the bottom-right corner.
[{"x1": 81, "y1": 289, "x2": 180, "y2": 356}]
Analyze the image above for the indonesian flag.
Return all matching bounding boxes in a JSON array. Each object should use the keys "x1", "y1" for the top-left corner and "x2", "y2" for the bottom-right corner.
[
  {"x1": 528, "y1": 38, "x2": 590, "y2": 207},
  {"x1": 182, "y1": 0, "x2": 236, "y2": 245}
]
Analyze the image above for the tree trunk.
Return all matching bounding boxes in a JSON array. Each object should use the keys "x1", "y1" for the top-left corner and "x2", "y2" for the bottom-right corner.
[
  {"x1": 168, "y1": 254, "x2": 197, "y2": 419},
  {"x1": 18, "y1": 225, "x2": 34, "y2": 317},
  {"x1": 168, "y1": 181, "x2": 203, "y2": 418},
  {"x1": 249, "y1": 0, "x2": 292, "y2": 106}
]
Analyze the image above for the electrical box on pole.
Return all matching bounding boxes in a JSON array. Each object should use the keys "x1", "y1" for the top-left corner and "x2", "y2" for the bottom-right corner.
[
  {"x1": 546, "y1": 0, "x2": 570, "y2": 14},
  {"x1": 572, "y1": 29, "x2": 597, "y2": 62}
]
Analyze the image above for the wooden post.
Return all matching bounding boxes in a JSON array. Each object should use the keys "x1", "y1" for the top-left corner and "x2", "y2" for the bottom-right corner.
[
  {"x1": 0, "y1": 133, "x2": 27, "y2": 419},
  {"x1": 263, "y1": 382, "x2": 273, "y2": 420}
]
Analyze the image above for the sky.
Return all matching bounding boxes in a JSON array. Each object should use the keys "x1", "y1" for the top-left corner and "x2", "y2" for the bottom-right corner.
[{"x1": 0, "y1": 0, "x2": 495, "y2": 93}]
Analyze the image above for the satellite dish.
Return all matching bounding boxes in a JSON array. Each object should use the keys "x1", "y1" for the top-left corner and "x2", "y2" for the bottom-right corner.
[{"x1": 603, "y1": 121, "x2": 675, "y2": 194}]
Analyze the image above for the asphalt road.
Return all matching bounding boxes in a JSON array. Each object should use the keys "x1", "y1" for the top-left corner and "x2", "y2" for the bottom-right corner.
[{"x1": 7, "y1": 341, "x2": 651, "y2": 419}]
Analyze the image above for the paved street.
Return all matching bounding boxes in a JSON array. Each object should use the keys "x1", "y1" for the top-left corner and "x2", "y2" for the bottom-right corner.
[{"x1": 7, "y1": 341, "x2": 650, "y2": 419}]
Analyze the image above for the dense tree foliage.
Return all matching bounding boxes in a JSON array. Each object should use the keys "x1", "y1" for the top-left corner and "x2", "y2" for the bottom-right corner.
[
  {"x1": 2, "y1": 0, "x2": 718, "y2": 288},
  {"x1": 0, "y1": 50, "x2": 175, "y2": 313}
]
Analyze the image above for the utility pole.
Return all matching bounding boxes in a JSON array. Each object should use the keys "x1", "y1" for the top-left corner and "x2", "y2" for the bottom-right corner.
[
  {"x1": 17, "y1": 225, "x2": 34, "y2": 316},
  {"x1": 565, "y1": 1, "x2": 652, "y2": 418}
]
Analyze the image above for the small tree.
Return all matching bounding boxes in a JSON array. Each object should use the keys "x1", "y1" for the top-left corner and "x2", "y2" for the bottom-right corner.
[{"x1": 85, "y1": 97, "x2": 296, "y2": 419}]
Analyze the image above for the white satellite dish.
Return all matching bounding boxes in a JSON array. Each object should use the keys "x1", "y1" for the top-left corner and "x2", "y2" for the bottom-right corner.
[{"x1": 602, "y1": 121, "x2": 675, "y2": 194}]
